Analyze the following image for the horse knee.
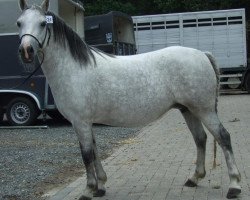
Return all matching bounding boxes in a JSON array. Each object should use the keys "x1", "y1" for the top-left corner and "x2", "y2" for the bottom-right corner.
[
  {"x1": 198, "y1": 132, "x2": 207, "y2": 146},
  {"x1": 80, "y1": 142, "x2": 95, "y2": 166},
  {"x1": 194, "y1": 131, "x2": 207, "y2": 149}
]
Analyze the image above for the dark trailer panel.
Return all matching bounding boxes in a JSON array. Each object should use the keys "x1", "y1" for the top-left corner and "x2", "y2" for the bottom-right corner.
[
  {"x1": 85, "y1": 11, "x2": 136, "y2": 55},
  {"x1": 0, "y1": 34, "x2": 55, "y2": 126}
]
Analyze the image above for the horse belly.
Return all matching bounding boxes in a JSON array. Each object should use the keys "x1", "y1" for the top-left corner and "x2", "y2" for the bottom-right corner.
[
  {"x1": 94, "y1": 92, "x2": 174, "y2": 127},
  {"x1": 95, "y1": 109, "x2": 167, "y2": 127}
]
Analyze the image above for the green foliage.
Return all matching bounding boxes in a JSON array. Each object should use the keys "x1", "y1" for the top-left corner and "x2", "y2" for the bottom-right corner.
[
  {"x1": 153, "y1": 0, "x2": 247, "y2": 13},
  {"x1": 83, "y1": 0, "x2": 136, "y2": 16},
  {"x1": 83, "y1": 0, "x2": 249, "y2": 19}
]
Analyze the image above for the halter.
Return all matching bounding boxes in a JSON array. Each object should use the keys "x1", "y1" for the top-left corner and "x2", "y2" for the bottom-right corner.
[{"x1": 20, "y1": 24, "x2": 51, "y2": 49}]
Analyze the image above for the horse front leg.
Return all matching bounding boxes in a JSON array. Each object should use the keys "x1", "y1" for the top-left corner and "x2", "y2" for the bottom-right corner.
[
  {"x1": 74, "y1": 122, "x2": 97, "y2": 200},
  {"x1": 92, "y1": 131, "x2": 107, "y2": 197}
]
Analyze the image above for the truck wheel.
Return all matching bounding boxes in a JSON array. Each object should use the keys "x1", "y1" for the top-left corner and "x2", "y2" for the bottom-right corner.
[
  {"x1": 245, "y1": 73, "x2": 250, "y2": 93},
  {"x1": 227, "y1": 77, "x2": 241, "y2": 89},
  {"x1": 6, "y1": 97, "x2": 39, "y2": 126}
]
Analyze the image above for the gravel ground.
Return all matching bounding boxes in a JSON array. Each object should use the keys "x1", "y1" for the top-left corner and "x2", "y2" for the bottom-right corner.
[{"x1": 0, "y1": 119, "x2": 140, "y2": 200}]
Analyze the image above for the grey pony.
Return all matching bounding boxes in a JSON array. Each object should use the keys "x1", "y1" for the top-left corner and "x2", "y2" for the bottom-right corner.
[{"x1": 17, "y1": 0, "x2": 241, "y2": 199}]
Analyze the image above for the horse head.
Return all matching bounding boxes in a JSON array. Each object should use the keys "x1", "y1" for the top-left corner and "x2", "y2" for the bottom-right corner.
[{"x1": 17, "y1": 0, "x2": 50, "y2": 63}]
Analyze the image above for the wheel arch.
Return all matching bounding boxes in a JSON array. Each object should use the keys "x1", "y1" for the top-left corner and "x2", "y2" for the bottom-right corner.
[{"x1": 0, "y1": 90, "x2": 42, "y2": 110}]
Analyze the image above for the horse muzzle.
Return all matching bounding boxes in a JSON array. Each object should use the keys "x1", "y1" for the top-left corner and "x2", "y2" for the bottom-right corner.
[{"x1": 19, "y1": 44, "x2": 35, "y2": 63}]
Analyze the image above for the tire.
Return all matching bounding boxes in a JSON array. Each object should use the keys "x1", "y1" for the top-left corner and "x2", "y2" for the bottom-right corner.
[
  {"x1": 245, "y1": 73, "x2": 250, "y2": 93},
  {"x1": 6, "y1": 97, "x2": 39, "y2": 126},
  {"x1": 227, "y1": 77, "x2": 241, "y2": 89}
]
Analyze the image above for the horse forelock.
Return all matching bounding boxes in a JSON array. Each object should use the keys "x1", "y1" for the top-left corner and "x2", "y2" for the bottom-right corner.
[
  {"x1": 45, "y1": 11, "x2": 96, "y2": 66},
  {"x1": 23, "y1": 5, "x2": 43, "y2": 13}
]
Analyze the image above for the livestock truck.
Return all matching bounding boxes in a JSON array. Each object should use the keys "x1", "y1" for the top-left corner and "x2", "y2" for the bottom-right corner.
[{"x1": 133, "y1": 9, "x2": 250, "y2": 92}]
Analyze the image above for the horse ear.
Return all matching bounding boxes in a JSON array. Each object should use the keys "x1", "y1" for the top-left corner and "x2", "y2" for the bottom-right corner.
[
  {"x1": 41, "y1": 0, "x2": 50, "y2": 12},
  {"x1": 19, "y1": 0, "x2": 28, "y2": 11}
]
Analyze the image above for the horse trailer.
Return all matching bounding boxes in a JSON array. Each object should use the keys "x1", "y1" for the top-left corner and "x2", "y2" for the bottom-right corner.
[
  {"x1": 133, "y1": 9, "x2": 250, "y2": 92},
  {"x1": 0, "y1": 0, "x2": 85, "y2": 126},
  {"x1": 84, "y1": 11, "x2": 136, "y2": 55}
]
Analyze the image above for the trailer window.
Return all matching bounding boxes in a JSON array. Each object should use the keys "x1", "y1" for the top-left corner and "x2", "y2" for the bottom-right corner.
[
  {"x1": 198, "y1": 23, "x2": 212, "y2": 27},
  {"x1": 138, "y1": 27, "x2": 151, "y2": 31},
  {"x1": 137, "y1": 22, "x2": 150, "y2": 26},
  {"x1": 152, "y1": 26, "x2": 165, "y2": 30},
  {"x1": 213, "y1": 17, "x2": 227, "y2": 21},
  {"x1": 183, "y1": 19, "x2": 196, "y2": 28},
  {"x1": 166, "y1": 20, "x2": 179, "y2": 24},
  {"x1": 198, "y1": 18, "x2": 211, "y2": 22},
  {"x1": 166, "y1": 20, "x2": 179, "y2": 29},
  {"x1": 183, "y1": 19, "x2": 196, "y2": 23},
  {"x1": 213, "y1": 22, "x2": 227, "y2": 26},
  {"x1": 228, "y1": 21, "x2": 242, "y2": 25},
  {"x1": 151, "y1": 21, "x2": 165, "y2": 30},
  {"x1": 136, "y1": 22, "x2": 151, "y2": 30},
  {"x1": 166, "y1": 25, "x2": 180, "y2": 29},
  {"x1": 152, "y1": 21, "x2": 164, "y2": 25},
  {"x1": 228, "y1": 16, "x2": 242, "y2": 20},
  {"x1": 228, "y1": 16, "x2": 243, "y2": 25}
]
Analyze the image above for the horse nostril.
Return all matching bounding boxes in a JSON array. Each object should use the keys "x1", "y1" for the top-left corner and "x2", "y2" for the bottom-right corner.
[
  {"x1": 18, "y1": 45, "x2": 34, "y2": 63},
  {"x1": 27, "y1": 46, "x2": 34, "y2": 54},
  {"x1": 19, "y1": 46, "x2": 22, "y2": 54}
]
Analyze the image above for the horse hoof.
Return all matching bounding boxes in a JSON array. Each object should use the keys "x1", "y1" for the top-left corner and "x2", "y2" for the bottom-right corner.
[
  {"x1": 184, "y1": 179, "x2": 197, "y2": 187},
  {"x1": 79, "y1": 195, "x2": 92, "y2": 200},
  {"x1": 226, "y1": 188, "x2": 241, "y2": 199},
  {"x1": 93, "y1": 188, "x2": 106, "y2": 197}
]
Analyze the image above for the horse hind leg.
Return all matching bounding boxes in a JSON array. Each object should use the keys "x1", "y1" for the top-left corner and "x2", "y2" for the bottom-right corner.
[
  {"x1": 180, "y1": 109, "x2": 207, "y2": 187},
  {"x1": 199, "y1": 111, "x2": 241, "y2": 199}
]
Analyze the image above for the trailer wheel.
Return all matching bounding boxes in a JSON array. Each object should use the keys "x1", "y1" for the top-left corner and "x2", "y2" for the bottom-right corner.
[
  {"x1": 6, "y1": 97, "x2": 39, "y2": 126},
  {"x1": 245, "y1": 73, "x2": 250, "y2": 93}
]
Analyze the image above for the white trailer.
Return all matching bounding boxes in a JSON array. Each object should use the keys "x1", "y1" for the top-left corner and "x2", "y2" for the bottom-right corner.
[{"x1": 133, "y1": 9, "x2": 249, "y2": 92}]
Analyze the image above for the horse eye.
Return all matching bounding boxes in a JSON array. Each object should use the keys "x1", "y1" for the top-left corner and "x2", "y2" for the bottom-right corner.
[
  {"x1": 17, "y1": 21, "x2": 21, "y2": 27},
  {"x1": 40, "y1": 21, "x2": 46, "y2": 27}
]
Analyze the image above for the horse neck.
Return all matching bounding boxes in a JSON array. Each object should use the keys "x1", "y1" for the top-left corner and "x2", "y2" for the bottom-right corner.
[{"x1": 41, "y1": 40, "x2": 87, "y2": 86}]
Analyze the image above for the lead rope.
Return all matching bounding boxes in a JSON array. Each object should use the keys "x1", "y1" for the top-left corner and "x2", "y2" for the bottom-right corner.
[{"x1": 0, "y1": 51, "x2": 44, "y2": 90}]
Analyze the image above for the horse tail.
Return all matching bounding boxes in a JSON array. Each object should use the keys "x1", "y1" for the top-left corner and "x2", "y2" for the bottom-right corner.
[
  {"x1": 204, "y1": 52, "x2": 220, "y2": 113},
  {"x1": 204, "y1": 52, "x2": 220, "y2": 169}
]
